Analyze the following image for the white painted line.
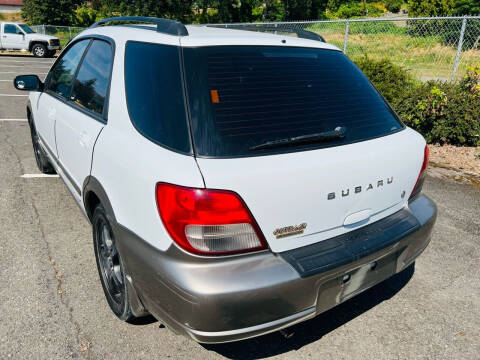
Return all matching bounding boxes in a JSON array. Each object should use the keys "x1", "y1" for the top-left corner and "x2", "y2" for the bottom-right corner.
[
  {"x1": 0, "y1": 60, "x2": 54, "y2": 63},
  {"x1": 21, "y1": 174, "x2": 59, "y2": 178},
  {"x1": 0, "y1": 80, "x2": 12, "y2": 82},
  {"x1": 0, "y1": 118, "x2": 27, "y2": 122},
  {"x1": 0, "y1": 65, "x2": 51, "y2": 68},
  {"x1": 0, "y1": 72, "x2": 47, "y2": 74},
  {"x1": 0, "y1": 93, "x2": 28, "y2": 97}
]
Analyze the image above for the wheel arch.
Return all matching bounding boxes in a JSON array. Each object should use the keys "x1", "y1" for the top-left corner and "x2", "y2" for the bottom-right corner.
[
  {"x1": 83, "y1": 176, "x2": 116, "y2": 224},
  {"x1": 83, "y1": 176, "x2": 149, "y2": 318},
  {"x1": 28, "y1": 40, "x2": 49, "y2": 52}
]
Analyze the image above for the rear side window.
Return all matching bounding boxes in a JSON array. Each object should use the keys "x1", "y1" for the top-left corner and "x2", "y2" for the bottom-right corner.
[
  {"x1": 47, "y1": 39, "x2": 89, "y2": 99},
  {"x1": 124, "y1": 41, "x2": 191, "y2": 154},
  {"x1": 71, "y1": 40, "x2": 113, "y2": 116},
  {"x1": 183, "y1": 46, "x2": 403, "y2": 158}
]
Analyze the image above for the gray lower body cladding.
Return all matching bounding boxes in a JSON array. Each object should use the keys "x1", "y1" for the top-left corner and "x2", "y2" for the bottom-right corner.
[{"x1": 113, "y1": 195, "x2": 437, "y2": 343}]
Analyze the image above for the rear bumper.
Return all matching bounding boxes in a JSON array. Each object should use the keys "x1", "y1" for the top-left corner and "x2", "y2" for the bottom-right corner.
[{"x1": 115, "y1": 195, "x2": 436, "y2": 343}]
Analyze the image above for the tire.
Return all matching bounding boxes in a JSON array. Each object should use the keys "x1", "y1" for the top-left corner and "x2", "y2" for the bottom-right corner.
[
  {"x1": 32, "y1": 44, "x2": 47, "y2": 58},
  {"x1": 28, "y1": 116, "x2": 56, "y2": 174},
  {"x1": 92, "y1": 204, "x2": 136, "y2": 322}
]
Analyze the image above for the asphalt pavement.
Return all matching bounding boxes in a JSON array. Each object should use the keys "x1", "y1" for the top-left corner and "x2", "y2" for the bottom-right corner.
[{"x1": 0, "y1": 55, "x2": 479, "y2": 359}]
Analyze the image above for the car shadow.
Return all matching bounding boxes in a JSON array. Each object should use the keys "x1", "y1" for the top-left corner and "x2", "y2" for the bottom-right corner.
[
  {"x1": 203, "y1": 263, "x2": 415, "y2": 360},
  {"x1": 128, "y1": 314, "x2": 158, "y2": 326}
]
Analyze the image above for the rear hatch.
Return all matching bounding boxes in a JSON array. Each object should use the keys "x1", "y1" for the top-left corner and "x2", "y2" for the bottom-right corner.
[{"x1": 182, "y1": 45, "x2": 426, "y2": 253}]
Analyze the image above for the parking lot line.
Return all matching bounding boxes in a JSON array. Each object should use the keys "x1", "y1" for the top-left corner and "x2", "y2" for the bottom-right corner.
[
  {"x1": 0, "y1": 59, "x2": 54, "y2": 62},
  {"x1": 0, "y1": 94, "x2": 28, "y2": 97},
  {"x1": 0, "y1": 63, "x2": 53, "y2": 66},
  {"x1": 0, "y1": 64, "x2": 51, "y2": 67},
  {"x1": 0, "y1": 118, "x2": 28, "y2": 122},
  {"x1": 0, "y1": 72, "x2": 48, "y2": 74},
  {"x1": 21, "y1": 174, "x2": 59, "y2": 178}
]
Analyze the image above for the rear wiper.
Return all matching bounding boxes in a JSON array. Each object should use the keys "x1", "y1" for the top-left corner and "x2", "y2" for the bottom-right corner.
[{"x1": 249, "y1": 126, "x2": 346, "y2": 151}]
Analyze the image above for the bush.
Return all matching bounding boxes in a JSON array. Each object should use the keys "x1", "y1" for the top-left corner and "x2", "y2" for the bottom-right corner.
[
  {"x1": 460, "y1": 65, "x2": 480, "y2": 96},
  {"x1": 335, "y1": 2, "x2": 365, "y2": 18},
  {"x1": 385, "y1": 0, "x2": 403, "y2": 13},
  {"x1": 453, "y1": 0, "x2": 480, "y2": 16},
  {"x1": 354, "y1": 56, "x2": 417, "y2": 106},
  {"x1": 330, "y1": 1, "x2": 384, "y2": 19},
  {"x1": 356, "y1": 57, "x2": 480, "y2": 146},
  {"x1": 72, "y1": 4, "x2": 98, "y2": 27},
  {"x1": 408, "y1": 0, "x2": 454, "y2": 17},
  {"x1": 397, "y1": 82, "x2": 480, "y2": 145}
]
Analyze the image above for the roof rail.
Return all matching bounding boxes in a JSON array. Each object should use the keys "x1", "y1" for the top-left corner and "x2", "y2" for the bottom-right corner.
[
  {"x1": 209, "y1": 24, "x2": 325, "y2": 42},
  {"x1": 90, "y1": 16, "x2": 188, "y2": 36}
]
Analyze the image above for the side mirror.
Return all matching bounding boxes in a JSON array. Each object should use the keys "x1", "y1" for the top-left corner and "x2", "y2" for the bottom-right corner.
[{"x1": 14, "y1": 75, "x2": 43, "y2": 92}]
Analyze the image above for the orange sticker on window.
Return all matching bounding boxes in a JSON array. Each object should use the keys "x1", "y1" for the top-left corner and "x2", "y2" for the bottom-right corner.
[{"x1": 210, "y1": 89, "x2": 220, "y2": 103}]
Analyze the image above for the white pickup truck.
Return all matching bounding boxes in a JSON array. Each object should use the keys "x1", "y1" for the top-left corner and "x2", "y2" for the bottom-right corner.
[{"x1": 0, "y1": 22, "x2": 61, "y2": 57}]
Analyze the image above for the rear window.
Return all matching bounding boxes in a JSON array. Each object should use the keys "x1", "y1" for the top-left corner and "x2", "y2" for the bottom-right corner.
[{"x1": 183, "y1": 46, "x2": 403, "y2": 158}]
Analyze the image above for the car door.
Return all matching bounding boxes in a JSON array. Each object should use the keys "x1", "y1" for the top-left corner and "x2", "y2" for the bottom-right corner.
[
  {"x1": 55, "y1": 38, "x2": 114, "y2": 195},
  {"x1": 2, "y1": 23, "x2": 26, "y2": 49},
  {"x1": 35, "y1": 39, "x2": 90, "y2": 158}
]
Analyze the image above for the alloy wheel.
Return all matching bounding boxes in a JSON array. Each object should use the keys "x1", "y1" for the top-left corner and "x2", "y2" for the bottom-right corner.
[
  {"x1": 96, "y1": 220, "x2": 125, "y2": 305},
  {"x1": 34, "y1": 47, "x2": 45, "y2": 57}
]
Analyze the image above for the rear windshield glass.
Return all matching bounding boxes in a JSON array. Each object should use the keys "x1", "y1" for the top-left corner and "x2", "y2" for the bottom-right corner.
[{"x1": 183, "y1": 46, "x2": 403, "y2": 158}]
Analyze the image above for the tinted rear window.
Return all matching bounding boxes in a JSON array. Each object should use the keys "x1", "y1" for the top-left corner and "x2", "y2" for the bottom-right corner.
[
  {"x1": 183, "y1": 46, "x2": 403, "y2": 158},
  {"x1": 124, "y1": 41, "x2": 191, "y2": 154}
]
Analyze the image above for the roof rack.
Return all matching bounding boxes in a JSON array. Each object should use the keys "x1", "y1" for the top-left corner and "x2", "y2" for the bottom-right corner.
[
  {"x1": 208, "y1": 24, "x2": 325, "y2": 42},
  {"x1": 89, "y1": 16, "x2": 188, "y2": 36}
]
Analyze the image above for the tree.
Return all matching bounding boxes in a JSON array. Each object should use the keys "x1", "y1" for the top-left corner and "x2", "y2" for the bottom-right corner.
[
  {"x1": 22, "y1": 0, "x2": 80, "y2": 25},
  {"x1": 283, "y1": 0, "x2": 316, "y2": 20},
  {"x1": 453, "y1": 0, "x2": 480, "y2": 15},
  {"x1": 262, "y1": 0, "x2": 286, "y2": 21},
  {"x1": 407, "y1": 0, "x2": 454, "y2": 17},
  {"x1": 385, "y1": 0, "x2": 403, "y2": 13}
]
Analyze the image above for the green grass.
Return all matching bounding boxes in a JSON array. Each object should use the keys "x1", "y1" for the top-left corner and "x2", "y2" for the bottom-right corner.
[{"x1": 304, "y1": 22, "x2": 479, "y2": 80}]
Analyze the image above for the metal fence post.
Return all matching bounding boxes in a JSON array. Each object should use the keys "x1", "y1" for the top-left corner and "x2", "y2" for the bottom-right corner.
[
  {"x1": 42, "y1": 24, "x2": 46, "y2": 34},
  {"x1": 69, "y1": 26, "x2": 72, "y2": 40},
  {"x1": 343, "y1": 20, "x2": 349, "y2": 54},
  {"x1": 451, "y1": 16, "x2": 467, "y2": 82}
]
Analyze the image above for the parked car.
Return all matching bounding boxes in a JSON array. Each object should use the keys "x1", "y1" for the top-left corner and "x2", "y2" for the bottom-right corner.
[
  {"x1": 0, "y1": 22, "x2": 60, "y2": 57},
  {"x1": 14, "y1": 17, "x2": 437, "y2": 343}
]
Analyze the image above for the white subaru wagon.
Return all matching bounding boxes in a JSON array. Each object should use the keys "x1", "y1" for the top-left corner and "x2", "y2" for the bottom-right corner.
[{"x1": 15, "y1": 17, "x2": 437, "y2": 343}]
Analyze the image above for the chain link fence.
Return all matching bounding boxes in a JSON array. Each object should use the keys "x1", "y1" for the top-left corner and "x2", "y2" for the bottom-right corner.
[
  {"x1": 30, "y1": 25, "x2": 85, "y2": 48},
  {"x1": 210, "y1": 16, "x2": 480, "y2": 81},
  {"x1": 31, "y1": 16, "x2": 480, "y2": 81}
]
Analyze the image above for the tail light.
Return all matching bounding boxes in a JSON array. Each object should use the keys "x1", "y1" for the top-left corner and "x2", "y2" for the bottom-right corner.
[
  {"x1": 155, "y1": 183, "x2": 268, "y2": 256},
  {"x1": 409, "y1": 145, "x2": 429, "y2": 201}
]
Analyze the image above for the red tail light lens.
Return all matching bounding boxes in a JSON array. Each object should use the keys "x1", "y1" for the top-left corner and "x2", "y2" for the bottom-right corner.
[
  {"x1": 155, "y1": 183, "x2": 268, "y2": 255},
  {"x1": 409, "y1": 145, "x2": 429, "y2": 200}
]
